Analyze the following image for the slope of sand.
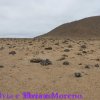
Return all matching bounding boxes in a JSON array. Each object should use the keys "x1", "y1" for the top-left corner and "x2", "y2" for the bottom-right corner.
[{"x1": 0, "y1": 38, "x2": 100, "y2": 100}]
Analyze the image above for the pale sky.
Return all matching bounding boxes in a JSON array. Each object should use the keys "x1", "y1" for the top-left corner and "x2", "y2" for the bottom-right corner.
[{"x1": 0, "y1": 0, "x2": 100, "y2": 38}]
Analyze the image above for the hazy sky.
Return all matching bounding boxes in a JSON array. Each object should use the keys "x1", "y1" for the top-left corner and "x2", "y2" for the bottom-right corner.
[{"x1": 0, "y1": 0, "x2": 100, "y2": 38}]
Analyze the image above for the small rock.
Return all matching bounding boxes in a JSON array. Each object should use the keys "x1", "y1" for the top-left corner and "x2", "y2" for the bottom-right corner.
[
  {"x1": 9, "y1": 51, "x2": 16, "y2": 55},
  {"x1": 82, "y1": 51, "x2": 87, "y2": 54},
  {"x1": 77, "y1": 53, "x2": 82, "y2": 56},
  {"x1": 30, "y1": 58, "x2": 42, "y2": 63},
  {"x1": 62, "y1": 54, "x2": 68, "y2": 57},
  {"x1": 79, "y1": 63, "x2": 82, "y2": 65},
  {"x1": 0, "y1": 65, "x2": 4, "y2": 68},
  {"x1": 81, "y1": 45, "x2": 87, "y2": 49},
  {"x1": 96, "y1": 59, "x2": 100, "y2": 61},
  {"x1": 63, "y1": 61, "x2": 69, "y2": 65},
  {"x1": 64, "y1": 49, "x2": 70, "y2": 52},
  {"x1": 45, "y1": 47, "x2": 52, "y2": 50},
  {"x1": 74, "y1": 72, "x2": 82, "y2": 78},
  {"x1": 55, "y1": 43, "x2": 59, "y2": 45},
  {"x1": 68, "y1": 45, "x2": 72, "y2": 48},
  {"x1": 57, "y1": 57, "x2": 65, "y2": 61},
  {"x1": 85, "y1": 65, "x2": 90, "y2": 69}
]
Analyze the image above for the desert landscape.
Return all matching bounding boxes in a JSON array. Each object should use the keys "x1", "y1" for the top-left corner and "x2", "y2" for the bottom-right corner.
[{"x1": 0, "y1": 16, "x2": 100, "y2": 100}]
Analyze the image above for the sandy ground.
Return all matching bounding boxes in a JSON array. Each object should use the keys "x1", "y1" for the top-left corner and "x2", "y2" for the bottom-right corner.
[{"x1": 0, "y1": 38, "x2": 100, "y2": 100}]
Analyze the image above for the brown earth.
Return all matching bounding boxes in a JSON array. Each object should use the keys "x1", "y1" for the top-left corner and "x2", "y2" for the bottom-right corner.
[
  {"x1": 0, "y1": 38, "x2": 100, "y2": 100},
  {"x1": 39, "y1": 16, "x2": 100, "y2": 39}
]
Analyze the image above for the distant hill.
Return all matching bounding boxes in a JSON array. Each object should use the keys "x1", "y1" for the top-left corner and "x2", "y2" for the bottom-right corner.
[{"x1": 39, "y1": 16, "x2": 100, "y2": 39}]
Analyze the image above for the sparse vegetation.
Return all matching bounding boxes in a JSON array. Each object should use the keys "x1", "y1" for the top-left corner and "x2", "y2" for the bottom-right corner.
[
  {"x1": 95, "y1": 64, "x2": 99, "y2": 67},
  {"x1": 82, "y1": 51, "x2": 87, "y2": 54},
  {"x1": 74, "y1": 72, "x2": 82, "y2": 78},
  {"x1": 64, "y1": 49, "x2": 70, "y2": 52},
  {"x1": 81, "y1": 45, "x2": 87, "y2": 49},
  {"x1": 30, "y1": 58, "x2": 52, "y2": 66},
  {"x1": 85, "y1": 65, "x2": 90, "y2": 69},
  {"x1": 9, "y1": 51, "x2": 16, "y2": 55},
  {"x1": 63, "y1": 61, "x2": 69, "y2": 65},
  {"x1": 40, "y1": 59, "x2": 52, "y2": 66}
]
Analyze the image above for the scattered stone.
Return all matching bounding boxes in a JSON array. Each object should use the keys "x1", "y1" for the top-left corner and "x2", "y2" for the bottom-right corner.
[
  {"x1": 64, "y1": 49, "x2": 70, "y2": 52},
  {"x1": 30, "y1": 58, "x2": 42, "y2": 63},
  {"x1": 45, "y1": 47, "x2": 52, "y2": 50},
  {"x1": 57, "y1": 57, "x2": 66, "y2": 61},
  {"x1": 85, "y1": 65, "x2": 90, "y2": 69},
  {"x1": 7, "y1": 43, "x2": 10, "y2": 45},
  {"x1": 68, "y1": 45, "x2": 72, "y2": 48},
  {"x1": 62, "y1": 54, "x2": 68, "y2": 57},
  {"x1": 81, "y1": 45, "x2": 87, "y2": 49},
  {"x1": 96, "y1": 58, "x2": 100, "y2": 61},
  {"x1": 9, "y1": 51, "x2": 16, "y2": 55},
  {"x1": 63, "y1": 61, "x2": 69, "y2": 65},
  {"x1": 55, "y1": 43, "x2": 59, "y2": 45},
  {"x1": 82, "y1": 51, "x2": 87, "y2": 54},
  {"x1": 79, "y1": 63, "x2": 82, "y2": 65},
  {"x1": 0, "y1": 65, "x2": 4, "y2": 68}
]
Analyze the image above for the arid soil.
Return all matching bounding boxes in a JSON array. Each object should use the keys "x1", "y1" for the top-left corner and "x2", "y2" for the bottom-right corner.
[{"x1": 0, "y1": 38, "x2": 100, "y2": 100}]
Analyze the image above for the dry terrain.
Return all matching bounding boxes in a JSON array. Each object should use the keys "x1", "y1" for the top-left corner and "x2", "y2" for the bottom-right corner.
[{"x1": 0, "y1": 38, "x2": 100, "y2": 100}]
